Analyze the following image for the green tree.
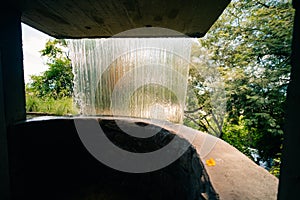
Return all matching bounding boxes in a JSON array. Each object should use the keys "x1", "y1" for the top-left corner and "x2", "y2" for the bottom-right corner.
[
  {"x1": 26, "y1": 39, "x2": 73, "y2": 99},
  {"x1": 184, "y1": 43, "x2": 226, "y2": 138},
  {"x1": 185, "y1": 0, "x2": 294, "y2": 170}
]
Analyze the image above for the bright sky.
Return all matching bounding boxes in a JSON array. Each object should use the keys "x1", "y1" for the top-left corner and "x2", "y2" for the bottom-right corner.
[{"x1": 21, "y1": 23, "x2": 53, "y2": 83}]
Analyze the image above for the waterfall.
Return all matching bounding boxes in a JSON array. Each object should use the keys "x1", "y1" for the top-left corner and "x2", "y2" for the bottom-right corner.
[{"x1": 68, "y1": 37, "x2": 193, "y2": 123}]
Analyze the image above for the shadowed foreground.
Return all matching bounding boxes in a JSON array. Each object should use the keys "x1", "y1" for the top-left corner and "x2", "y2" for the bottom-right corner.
[
  {"x1": 9, "y1": 117, "x2": 218, "y2": 200},
  {"x1": 8, "y1": 116, "x2": 278, "y2": 199}
]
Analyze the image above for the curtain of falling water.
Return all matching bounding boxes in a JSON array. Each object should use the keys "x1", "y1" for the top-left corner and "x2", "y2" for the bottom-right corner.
[{"x1": 68, "y1": 38, "x2": 192, "y2": 123}]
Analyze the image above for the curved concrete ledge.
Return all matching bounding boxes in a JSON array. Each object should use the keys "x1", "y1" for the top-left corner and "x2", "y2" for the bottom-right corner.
[
  {"x1": 8, "y1": 116, "x2": 219, "y2": 200},
  {"x1": 159, "y1": 122, "x2": 279, "y2": 200},
  {"x1": 9, "y1": 116, "x2": 278, "y2": 199}
]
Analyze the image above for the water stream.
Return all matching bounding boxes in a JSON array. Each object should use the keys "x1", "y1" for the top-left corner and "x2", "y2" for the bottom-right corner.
[{"x1": 68, "y1": 37, "x2": 193, "y2": 123}]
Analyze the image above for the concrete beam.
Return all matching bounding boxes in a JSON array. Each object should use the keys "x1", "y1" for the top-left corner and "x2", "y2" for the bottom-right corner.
[
  {"x1": 0, "y1": 7, "x2": 26, "y2": 200},
  {"x1": 0, "y1": 9, "x2": 26, "y2": 124},
  {"x1": 278, "y1": 0, "x2": 300, "y2": 199},
  {"x1": 0, "y1": 50, "x2": 10, "y2": 200},
  {"x1": 13, "y1": 0, "x2": 230, "y2": 38}
]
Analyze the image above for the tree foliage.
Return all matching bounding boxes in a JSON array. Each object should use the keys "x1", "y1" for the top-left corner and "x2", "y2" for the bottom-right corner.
[
  {"x1": 184, "y1": 0, "x2": 294, "y2": 170},
  {"x1": 26, "y1": 39, "x2": 73, "y2": 99},
  {"x1": 184, "y1": 44, "x2": 226, "y2": 138}
]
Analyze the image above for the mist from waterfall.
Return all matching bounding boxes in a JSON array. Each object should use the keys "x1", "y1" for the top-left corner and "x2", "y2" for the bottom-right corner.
[{"x1": 68, "y1": 37, "x2": 193, "y2": 123}]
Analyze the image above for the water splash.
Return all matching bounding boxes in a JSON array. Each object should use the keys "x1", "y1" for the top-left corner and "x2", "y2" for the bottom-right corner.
[{"x1": 68, "y1": 37, "x2": 193, "y2": 123}]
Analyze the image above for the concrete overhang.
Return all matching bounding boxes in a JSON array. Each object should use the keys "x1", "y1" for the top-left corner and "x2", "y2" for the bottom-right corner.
[{"x1": 12, "y1": 0, "x2": 230, "y2": 38}]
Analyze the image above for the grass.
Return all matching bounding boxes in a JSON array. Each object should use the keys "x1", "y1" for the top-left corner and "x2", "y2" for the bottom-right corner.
[{"x1": 26, "y1": 95, "x2": 78, "y2": 116}]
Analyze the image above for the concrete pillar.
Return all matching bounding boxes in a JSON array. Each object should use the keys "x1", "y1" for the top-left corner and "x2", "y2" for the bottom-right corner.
[
  {"x1": 0, "y1": 6, "x2": 26, "y2": 200},
  {"x1": 278, "y1": 1, "x2": 300, "y2": 199}
]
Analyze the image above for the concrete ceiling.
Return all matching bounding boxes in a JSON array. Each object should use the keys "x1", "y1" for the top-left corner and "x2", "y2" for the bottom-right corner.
[{"x1": 14, "y1": 0, "x2": 230, "y2": 38}]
